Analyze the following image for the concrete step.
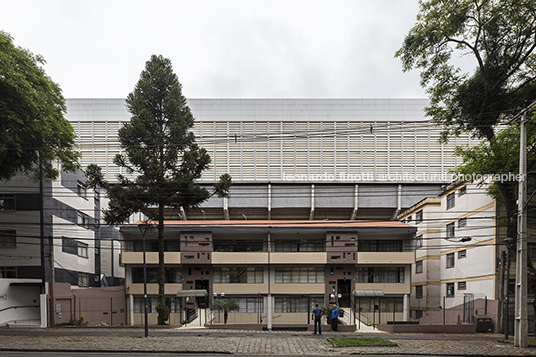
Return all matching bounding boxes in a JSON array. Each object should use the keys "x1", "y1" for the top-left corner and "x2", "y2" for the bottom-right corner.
[{"x1": 7, "y1": 320, "x2": 42, "y2": 328}]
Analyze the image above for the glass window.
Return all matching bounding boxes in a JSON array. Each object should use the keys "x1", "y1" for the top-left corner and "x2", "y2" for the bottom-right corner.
[
  {"x1": 355, "y1": 267, "x2": 405, "y2": 283},
  {"x1": 78, "y1": 242, "x2": 88, "y2": 258},
  {"x1": 416, "y1": 235, "x2": 423, "y2": 248},
  {"x1": 358, "y1": 240, "x2": 404, "y2": 252},
  {"x1": 274, "y1": 266, "x2": 324, "y2": 283},
  {"x1": 458, "y1": 281, "x2": 467, "y2": 290},
  {"x1": 415, "y1": 261, "x2": 423, "y2": 273},
  {"x1": 0, "y1": 266, "x2": 16, "y2": 278},
  {"x1": 447, "y1": 193, "x2": 455, "y2": 209},
  {"x1": 446, "y1": 253, "x2": 455, "y2": 268},
  {"x1": 416, "y1": 285, "x2": 423, "y2": 298},
  {"x1": 446, "y1": 223, "x2": 455, "y2": 239},
  {"x1": 77, "y1": 181, "x2": 87, "y2": 199},
  {"x1": 77, "y1": 211, "x2": 90, "y2": 229},
  {"x1": 458, "y1": 218, "x2": 467, "y2": 228},
  {"x1": 415, "y1": 210, "x2": 423, "y2": 224},
  {"x1": 78, "y1": 272, "x2": 89, "y2": 287},
  {"x1": 0, "y1": 195, "x2": 16, "y2": 211},
  {"x1": 0, "y1": 230, "x2": 16, "y2": 247},
  {"x1": 458, "y1": 250, "x2": 466, "y2": 259},
  {"x1": 213, "y1": 267, "x2": 263, "y2": 284},
  {"x1": 446, "y1": 283, "x2": 455, "y2": 296},
  {"x1": 458, "y1": 186, "x2": 467, "y2": 196}
]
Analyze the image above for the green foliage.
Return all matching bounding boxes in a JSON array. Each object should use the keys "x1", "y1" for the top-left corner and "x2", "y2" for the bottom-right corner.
[
  {"x1": 0, "y1": 31, "x2": 80, "y2": 181},
  {"x1": 397, "y1": 0, "x2": 536, "y2": 241},
  {"x1": 69, "y1": 315, "x2": 90, "y2": 326},
  {"x1": 396, "y1": 0, "x2": 536, "y2": 142},
  {"x1": 213, "y1": 299, "x2": 240, "y2": 324},
  {"x1": 86, "y1": 55, "x2": 232, "y2": 324},
  {"x1": 155, "y1": 300, "x2": 170, "y2": 322},
  {"x1": 329, "y1": 337, "x2": 397, "y2": 347}
]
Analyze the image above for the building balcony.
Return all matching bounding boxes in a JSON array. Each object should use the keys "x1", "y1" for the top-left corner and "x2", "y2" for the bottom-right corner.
[
  {"x1": 357, "y1": 252, "x2": 414, "y2": 265},
  {"x1": 121, "y1": 252, "x2": 181, "y2": 265},
  {"x1": 270, "y1": 252, "x2": 326, "y2": 264},
  {"x1": 212, "y1": 283, "x2": 268, "y2": 295},
  {"x1": 126, "y1": 283, "x2": 183, "y2": 295},
  {"x1": 212, "y1": 252, "x2": 268, "y2": 264}
]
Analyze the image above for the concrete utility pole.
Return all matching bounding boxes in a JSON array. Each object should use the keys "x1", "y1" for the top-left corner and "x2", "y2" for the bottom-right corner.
[{"x1": 514, "y1": 111, "x2": 528, "y2": 348}]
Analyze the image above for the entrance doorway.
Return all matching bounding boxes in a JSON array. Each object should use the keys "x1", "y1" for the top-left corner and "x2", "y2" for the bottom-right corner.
[
  {"x1": 195, "y1": 280, "x2": 209, "y2": 308},
  {"x1": 337, "y1": 279, "x2": 351, "y2": 307}
]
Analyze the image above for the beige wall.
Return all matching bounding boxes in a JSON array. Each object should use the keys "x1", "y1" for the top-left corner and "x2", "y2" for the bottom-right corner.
[
  {"x1": 270, "y1": 283, "x2": 325, "y2": 294},
  {"x1": 357, "y1": 252, "x2": 414, "y2": 264},
  {"x1": 270, "y1": 252, "x2": 326, "y2": 264},
  {"x1": 355, "y1": 283, "x2": 410, "y2": 294},
  {"x1": 213, "y1": 283, "x2": 268, "y2": 294},
  {"x1": 127, "y1": 283, "x2": 183, "y2": 295},
  {"x1": 121, "y1": 252, "x2": 181, "y2": 264},
  {"x1": 212, "y1": 252, "x2": 268, "y2": 264}
]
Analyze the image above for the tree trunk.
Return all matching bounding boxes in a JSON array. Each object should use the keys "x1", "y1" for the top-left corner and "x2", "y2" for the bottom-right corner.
[
  {"x1": 224, "y1": 312, "x2": 228, "y2": 324},
  {"x1": 157, "y1": 202, "x2": 166, "y2": 325}
]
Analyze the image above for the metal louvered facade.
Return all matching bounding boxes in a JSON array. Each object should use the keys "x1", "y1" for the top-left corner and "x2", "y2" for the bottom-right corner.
[
  {"x1": 66, "y1": 98, "x2": 471, "y2": 184},
  {"x1": 66, "y1": 98, "x2": 472, "y2": 221}
]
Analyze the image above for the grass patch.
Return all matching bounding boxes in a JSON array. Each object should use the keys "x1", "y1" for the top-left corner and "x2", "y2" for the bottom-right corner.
[{"x1": 328, "y1": 336, "x2": 397, "y2": 347}]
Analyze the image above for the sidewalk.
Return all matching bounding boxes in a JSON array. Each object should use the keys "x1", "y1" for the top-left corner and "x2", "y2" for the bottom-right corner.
[{"x1": 0, "y1": 327, "x2": 533, "y2": 355}]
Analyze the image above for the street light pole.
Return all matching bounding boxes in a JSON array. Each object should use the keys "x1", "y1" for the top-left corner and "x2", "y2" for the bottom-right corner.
[{"x1": 138, "y1": 223, "x2": 151, "y2": 338}]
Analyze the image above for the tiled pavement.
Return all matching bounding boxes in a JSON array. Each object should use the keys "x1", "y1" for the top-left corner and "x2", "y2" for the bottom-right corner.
[{"x1": 0, "y1": 328, "x2": 534, "y2": 355}]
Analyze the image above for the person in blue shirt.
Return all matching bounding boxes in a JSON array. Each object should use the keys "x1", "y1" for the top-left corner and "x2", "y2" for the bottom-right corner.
[
  {"x1": 331, "y1": 304, "x2": 339, "y2": 331},
  {"x1": 311, "y1": 303, "x2": 323, "y2": 334}
]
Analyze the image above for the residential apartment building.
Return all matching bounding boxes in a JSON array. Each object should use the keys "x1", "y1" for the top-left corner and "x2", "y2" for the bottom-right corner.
[
  {"x1": 399, "y1": 182, "x2": 506, "y2": 323},
  {"x1": 121, "y1": 220, "x2": 416, "y2": 328},
  {"x1": 0, "y1": 164, "x2": 124, "y2": 326}
]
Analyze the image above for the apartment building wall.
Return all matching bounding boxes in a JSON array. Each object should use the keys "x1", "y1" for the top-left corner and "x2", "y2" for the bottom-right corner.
[{"x1": 121, "y1": 220, "x2": 415, "y2": 327}]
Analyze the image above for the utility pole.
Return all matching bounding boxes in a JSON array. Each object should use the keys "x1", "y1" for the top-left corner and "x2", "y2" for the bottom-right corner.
[{"x1": 514, "y1": 111, "x2": 528, "y2": 347}]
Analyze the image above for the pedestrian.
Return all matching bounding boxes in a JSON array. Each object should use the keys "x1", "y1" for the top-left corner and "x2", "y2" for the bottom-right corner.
[
  {"x1": 312, "y1": 303, "x2": 322, "y2": 334},
  {"x1": 331, "y1": 304, "x2": 338, "y2": 331}
]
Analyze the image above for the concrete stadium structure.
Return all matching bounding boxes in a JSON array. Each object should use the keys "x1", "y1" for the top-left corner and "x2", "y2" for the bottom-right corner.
[{"x1": 66, "y1": 98, "x2": 474, "y2": 221}]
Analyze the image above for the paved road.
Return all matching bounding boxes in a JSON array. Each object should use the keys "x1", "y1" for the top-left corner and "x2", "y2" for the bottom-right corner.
[{"x1": 0, "y1": 327, "x2": 532, "y2": 355}]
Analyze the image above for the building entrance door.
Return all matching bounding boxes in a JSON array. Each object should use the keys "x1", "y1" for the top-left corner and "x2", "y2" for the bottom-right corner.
[
  {"x1": 337, "y1": 279, "x2": 351, "y2": 307},
  {"x1": 195, "y1": 280, "x2": 209, "y2": 308}
]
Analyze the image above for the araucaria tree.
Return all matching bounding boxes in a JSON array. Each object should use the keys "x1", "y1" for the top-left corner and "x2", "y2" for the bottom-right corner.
[
  {"x1": 88, "y1": 55, "x2": 231, "y2": 325},
  {"x1": 0, "y1": 31, "x2": 80, "y2": 181},
  {"x1": 396, "y1": 0, "x2": 536, "y2": 240}
]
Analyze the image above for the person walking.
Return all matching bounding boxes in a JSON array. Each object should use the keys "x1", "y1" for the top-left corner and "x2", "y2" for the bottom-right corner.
[
  {"x1": 312, "y1": 303, "x2": 323, "y2": 334},
  {"x1": 331, "y1": 304, "x2": 339, "y2": 331}
]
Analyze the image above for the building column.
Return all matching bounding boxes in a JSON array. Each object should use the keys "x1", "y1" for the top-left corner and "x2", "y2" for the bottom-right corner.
[
  {"x1": 403, "y1": 294, "x2": 409, "y2": 321},
  {"x1": 129, "y1": 294, "x2": 134, "y2": 326},
  {"x1": 40, "y1": 294, "x2": 48, "y2": 328},
  {"x1": 267, "y1": 294, "x2": 272, "y2": 331}
]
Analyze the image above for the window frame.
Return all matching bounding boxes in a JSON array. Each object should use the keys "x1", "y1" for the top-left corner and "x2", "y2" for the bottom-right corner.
[
  {"x1": 446, "y1": 222, "x2": 455, "y2": 239},
  {"x1": 0, "y1": 194, "x2": 16, "y2": 211},
  {"x1": 77, "y1": 181, "x2": 87, "y2": 199},
  {"x1": 446, "y1": 282, "x2": 455, "y2": 296},
  {"x1": 78, "y1": 242, "x2": 89, "y2": 258},
  {"x1": 446, "y1": 253, "x2": 455, "y2": 268},
  {"x1": 415, "y1": 260, "x2": 423, "y2": 274},
  {"x1": 415, "y1": 210, "x2": 423, "y2": 224},
  {"x1": 0, "y1": 230, "x2": 16, "y2": 248},
  {"x1": 78, "y1": 272, "x2": 89, "y2": 287},
  {"x1": 458, "y1": 217, "x2": 467, "y2": 228},
  {"x1": 458, "y1": 250, "x2": 467, "y2": 259},
  {"x1": 415, "y1": 285, "x2": 423, "y2": 298},
  {"x1": 446, "y1": 193, "x2": 455, "y2": 209},
  {"x1": 77, "y1": 211, "x2": 90, "y2": 229}
]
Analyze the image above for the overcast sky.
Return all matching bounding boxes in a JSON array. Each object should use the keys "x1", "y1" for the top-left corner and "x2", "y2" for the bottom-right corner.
[{"x1": 1, "y1": 0, "x2": 427, "y2": 99}]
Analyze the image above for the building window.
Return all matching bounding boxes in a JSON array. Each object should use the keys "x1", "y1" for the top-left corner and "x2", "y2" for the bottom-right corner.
[
  {"x1": 274, "y1": 296, "x2": 323, "y2": 313},
  {"x1": 0, "y1": 194, "x2": 15, "y2": 211},
  {"x1": 78, "y1": 273, "x2": 89, "y2": 287},
  {"x1": 78, "y1": 242, "x2": 88, "y2": 258},
  {"x1": 0, "y1": 266, "x2": 16, "y2": 278},
  {"x1": 355, "y1": 267, "x2": 405, "y2": 283},
  {"x1": 416, "y1": 235, "x2": 423, "y2": 248},
  {"x1": 358, "y1": 240, "x2": 404, "y2": 252},
  {"x1": 458, "y1": 186, "x2": 467, "y2": 196},
  {"x1": 214, "y1": 297, "x2": 264, "y2": 313},
  {"x1": 446, "y1": 283, "x2": 455, "y2": 296},
  {"x1": 77, "y1": 181, "x2": 87, "y2": 199},
  {"x1": 415, "y1": 260, "x2": 423, "y2": 274},
  {"x1": 447, "y1": 193, "x2": 455, "y2": 209},
  {"x1": 213, "y1": 267, "x2": 264, "y2": 284},
  {"x1": 131, "y1": 267, "x2": 182, "y2": 283},
  {"x1": 446, "y1": 222, "x2": 455, "y2": 239},
  {"x1": 415, "y1": 210, "x2": 423, "y2": 224},
  {"x1": 0, "y1": 230, "x2": 16, "y2": 247},
  {"x1": 415, "y1": 310, "x2": 424, "y2": 319},
  {"x1": 458, "y1": 250, "x2": 466, "y2": 259},
  {"x1": 458, "y1": 281, "x2": 467, "y2": 290},
  {"x1": 77, "y1": 211, "x2": 90, "y2": 229},
  {"x1": 416, "y1": 285, "x2": 423, "y2": 298},
  {"x1": 274, "y1": 267, "x2": 324, "y2": 283},
  {"x1": 458, "y1": 218, "x2": 467, "y2": 228},
  {"x1": 446, "y1": 253, "x2": 455, "y2": 268},
  {"x1": 272, "y1": 239, "x2": 324, "y2": 252}
]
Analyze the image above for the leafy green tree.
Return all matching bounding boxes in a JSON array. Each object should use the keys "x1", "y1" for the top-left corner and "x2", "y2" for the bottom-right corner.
[
  {"x1": 0, "y1": 31, "x2": 80, "y2": 181},
  {"x1": 87, "y1": 55, "x2": 231, "y2": 325},
  {"x1": 212, "y1": 299, "x2": 240, "y2": 324},
  {"x1": 396, "y1": 0, "x2": 536, "y2": 239}
]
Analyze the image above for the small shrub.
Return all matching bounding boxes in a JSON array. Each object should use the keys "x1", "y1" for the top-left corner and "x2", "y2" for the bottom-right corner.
[{"x1": 97, "y1": 322, "x2": 107, "y2": 327}]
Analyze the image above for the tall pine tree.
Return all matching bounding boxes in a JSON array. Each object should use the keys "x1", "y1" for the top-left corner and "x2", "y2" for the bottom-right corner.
[{"x1": 88, "y1": 55, "x2": 231, "y2": 324}]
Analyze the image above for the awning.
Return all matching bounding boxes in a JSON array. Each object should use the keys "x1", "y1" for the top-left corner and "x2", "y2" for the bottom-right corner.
[
  {"x1": 353, "y1": 289, "x2": 385, "y2": 297},
  {"x1": 176, "y1": 289, "x2": 208, "y2": 297}
]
